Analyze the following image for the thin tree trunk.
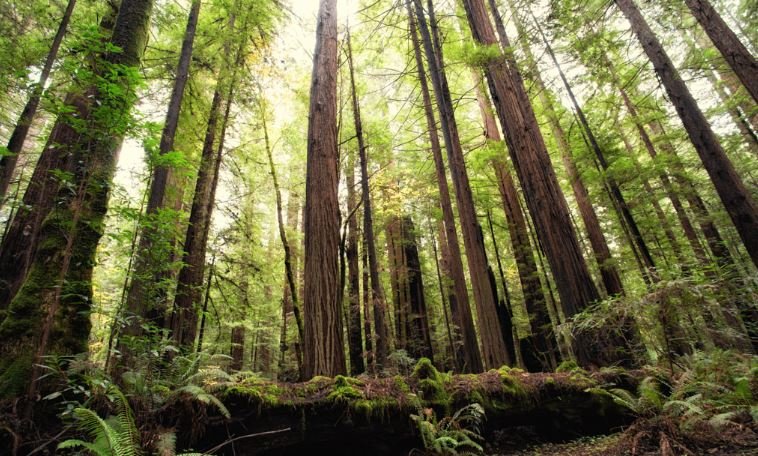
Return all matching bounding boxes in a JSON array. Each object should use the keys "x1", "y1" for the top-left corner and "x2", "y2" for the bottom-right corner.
[
  {"x1": 263, "y1": 100, "x2": 304, "y2": 374},
  {"x1": 407, "y1": 2, "x2": 482, "y2": 372},
  {"x1": 0, "y1": 0, "x2": 77, "y2": 203},
  {"x1": 430, "y1": 217, "x2": 456, "y2": 370},
  {"x1": 171, "y1": 88, "x2": 222, "y2": 349},
  {"x1": 613, "y1": 79, "x2": 710, "y2": 264},
  {"x1": 465, "y1": 0, "x2": 602, "y2": 366},
  {"x1": 400, "y1": 217, "x2": 434, "y2": 361},
  {"x1": 362, "y1": 225, "x2": 374, "y2": 372},
  {"x1": 346, "y1": 30, "x2": 389, "y2": 369},
  {"x1": 615, "y1": 0, "x2": 758, "y2": 268},
  {"x1": 302, "y1": 0, "x2": 346, "y2": 378},
  {"x1": 684, "y1": 0, "x2": 758, "y2": 103},
  {"x1": 531, "y1": 15, "x2": 657, "y2": 276},
  {"x1": 345, "y1": 147, "x2": 364, "y2": 375},
  {"x1": 123, "y1": 0, "x2": 202, "y2": 333},
  {"x1": 196, "y1": 256, "x2": 214, "y2": 354}
]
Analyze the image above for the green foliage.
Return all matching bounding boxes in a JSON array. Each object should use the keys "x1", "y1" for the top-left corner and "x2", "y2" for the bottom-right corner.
[
  {"x1": 600, "y1": 350, "x2": 757, "y2": 435},
  {"x1": 59, "y1": 384, "x2": 210, "y2": 456},
  {"x1": 410, "y1": 403, "x2": 486, "y2": 455},
  {"x1": 58, "y1": 386, "x2": 140, "y2": 456}
]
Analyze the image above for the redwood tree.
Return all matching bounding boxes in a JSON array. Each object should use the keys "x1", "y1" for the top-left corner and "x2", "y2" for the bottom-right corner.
[
  {"x1": 614, "y1": 0, "x2": 758, "y2": 269},
  {"x1": 463, "y1": 0, "x2": 602, "y2": 366},
  {"x1": 684, "y1": 0, "x2": 757, "y2": 103},
  {"x1": 302, "y1": 0, "x2": 346, "y2": 378}
]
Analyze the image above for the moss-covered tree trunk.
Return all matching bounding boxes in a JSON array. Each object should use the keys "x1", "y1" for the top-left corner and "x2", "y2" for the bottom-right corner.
[{"x1": 0, "y1": 0, "x2": 154, "y2": 400}]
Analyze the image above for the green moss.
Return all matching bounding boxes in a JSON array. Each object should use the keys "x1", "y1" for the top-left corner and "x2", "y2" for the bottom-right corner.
[
  {"x1": 556, "y1": 360, "x2": 581, "y2": 373},
  {"x1": 393, "y1": 375, "x2": 410, "y2": 394},
  {"x1": 327, "y1": 375, "x2": 363, "y2": 403},
  {"x1": 223, "y1": 378, "x2": 282, "y2": 407},
  {"x1": 294, "y1": 375, "x2": 332, "y2": 397},
  {"x1": 352, "y1": 397, "x2": 401, "y2": 421},
  {"x1": 544, "y1": 376, "x2": 555, "y2": 385},
  {"x1": 0, "y1": 353, "x2": 33, "y2": 398},
  {"x1": 412, "y1": 358, "x2": 450, "y2": 404}
]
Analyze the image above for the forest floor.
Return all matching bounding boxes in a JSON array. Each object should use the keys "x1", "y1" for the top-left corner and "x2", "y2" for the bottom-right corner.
[{"x1": 486, "y1": 430, "x2": 758, "y2": 455}]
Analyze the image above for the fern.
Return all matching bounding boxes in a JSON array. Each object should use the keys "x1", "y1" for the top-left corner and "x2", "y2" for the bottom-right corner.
[
  {"x1": 173, "y1": 385, "x2": 231, "y2": 418},
  {"x1": 411, "y1": 403, "x2": 485, "y2": 455}
]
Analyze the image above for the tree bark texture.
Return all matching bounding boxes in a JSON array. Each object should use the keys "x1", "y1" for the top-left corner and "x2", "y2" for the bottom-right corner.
[{"x1": 302, "y1": 0, "x2": 346, "y2": 378}]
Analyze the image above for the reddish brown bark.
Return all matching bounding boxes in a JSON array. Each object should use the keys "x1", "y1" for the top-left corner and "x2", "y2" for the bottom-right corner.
[
  {"x1": 346, "y1": 30, "x2": 389, "y2": 369},
  {"x1": 414, "y1": 0, "x2": 509, "y2": 369},
  {"x1": 407, "y1": 2, "x2": 482, "y2": 372},
  {"x1": 684, "y1": 0, "x2": 758, "y2": 103},
  {"x1": 471, "y1": 70, "x2": 552, "y2": 371},
  {"x1": 302, "y1": 0, "x2": 346, "y2": 378},
  {"x1": 463, "y1": 0, "x2": 601, "y2": 367},
  {"x1": 615, "y1": 0, "x2": 758, "y2": 268}
]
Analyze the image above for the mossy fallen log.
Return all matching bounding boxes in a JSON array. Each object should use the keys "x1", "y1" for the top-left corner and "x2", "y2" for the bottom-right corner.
[{"x1": 166, "y1": 362, "x2": 641, "y2": 455}]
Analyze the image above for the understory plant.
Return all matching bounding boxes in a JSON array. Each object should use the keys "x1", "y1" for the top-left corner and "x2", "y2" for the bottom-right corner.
[
  {"x1": 58, "y1": 384, "x2": 211, "y2": 456},
  {"x1": 410, "y1": 402, "x2": 486, "y2": 455},
  {"x1": 597, "y1": 349, "x2": 757, "y2": 454}
]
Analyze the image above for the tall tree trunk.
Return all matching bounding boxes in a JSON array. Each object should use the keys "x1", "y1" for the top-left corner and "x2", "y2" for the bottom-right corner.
[
  {"x1": 471, "y1": 69, "x2": 552, "y2": 372},
  {"x1": 230, "y1": 326, "x2": 245, "y2": 371},
  {"x1": 0, "y1": 0, "x2": 153, "y2": 400},
  {"x1": 278, "y1": 188, "x2": 303, "y2": 379},
  {"x1": 346, "y1": 30, "x2": 389, "y2": 369},
  {"x1": 703, "y1": 69, "x2": 758, "y2": 151},
  {"x1": 345, "y1": 147, "x2": 364, "y2": 375},
  {"x1": 684, "y1": 0, "x2": 758, "y2": 103},
  {"x1": 464, "y1": 0, "x2": 602, "y2": 366},
  {"x1": 263, "y1": 100, "x2": 304, "y2": 375},
  {"x1": 617, "y1": 129, "x2": 687, "y2": 266},
  {"x1": 395, "y1": 216, "x2": 433, "y2": 361},
  {"x1": 0, "y1": 0, "x2": 77, "y2": 203},
  {"x1": 430, "y1": 218, "x2": 456, "y2": 370},
  {"x1": 362, "y1": 225, "x2": 374, "y2": 372},
  {"x1": 122, "y1": 0, "x2": 202, "y2": 336},
  {"x1": 615, "y1": 0, "x2": 758, "y2": 268},
  {"x1": 407, "y1": 2, "x2": 482, "y2": 372},
  {"x1": 302, "y1": 0, "x2": 346, "y2": 378},
  {"x1": 531, "y1": 15, "x2": 657, "y2": 277},
  {"x1": 413, "y1": 0, "x2": 509, "y2": 369},
  {"x1": 172, "y1": 8, "x2": 248, "y2": 350},
  {"x1": 505, "y1": 5, "x2": 624, "y2": 298},
  {"x1": 386, "y1": 216, "x2": 408, "y2": 350},
  {"x1": 171, "y1": 87, "x2": 222, "y2": 350}
]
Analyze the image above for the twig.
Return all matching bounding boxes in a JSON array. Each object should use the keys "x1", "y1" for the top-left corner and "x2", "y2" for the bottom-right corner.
[{"x1": 205, "y1": 427, "x2": 291, "y2": 454}]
